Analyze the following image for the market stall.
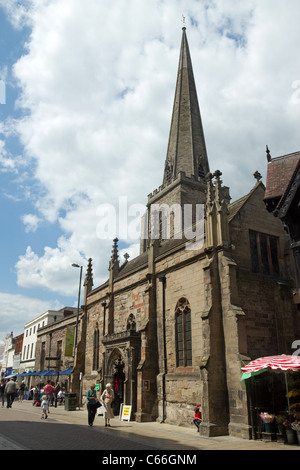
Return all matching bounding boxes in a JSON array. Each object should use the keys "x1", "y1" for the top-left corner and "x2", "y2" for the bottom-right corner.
[{"x1": 241, "y1": 355, "x2": 300, "y2": 444}]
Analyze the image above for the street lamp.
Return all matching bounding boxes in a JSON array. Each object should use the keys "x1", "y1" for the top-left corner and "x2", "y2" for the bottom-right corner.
[{"x1": 72, "y1": 263, "x2": 83, "y2": 358}]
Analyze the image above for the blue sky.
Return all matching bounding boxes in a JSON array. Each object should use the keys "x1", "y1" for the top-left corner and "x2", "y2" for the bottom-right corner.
[{"x1": 0, "y1": 0, "x2": 299, "y2": 342}]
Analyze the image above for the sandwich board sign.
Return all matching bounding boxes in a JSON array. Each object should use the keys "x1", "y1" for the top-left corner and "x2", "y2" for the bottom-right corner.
[{"x1": 120, "y1": 404, "x2": 132, "y2": 421}]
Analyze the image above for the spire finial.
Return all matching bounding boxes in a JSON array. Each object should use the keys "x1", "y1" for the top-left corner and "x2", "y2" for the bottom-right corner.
[
  {"x1": 266, "y1": 145, "x2": 272, "y2": 162},
  {"x1": 182, "y1": 14, "x2": 186, "y2": 29}
]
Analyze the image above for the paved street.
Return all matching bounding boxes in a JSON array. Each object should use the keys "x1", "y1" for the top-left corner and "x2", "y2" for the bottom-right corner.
[{"x1": 0, "y1": 400, "x2": 299, "y2": 454}]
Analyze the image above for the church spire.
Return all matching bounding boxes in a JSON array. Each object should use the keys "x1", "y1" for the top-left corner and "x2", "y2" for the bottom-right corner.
[{"x1": 163, "y1": 27, "x2": 209, "y2": 186}]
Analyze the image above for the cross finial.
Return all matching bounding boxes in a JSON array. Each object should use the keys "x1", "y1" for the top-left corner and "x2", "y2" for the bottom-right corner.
[
  {"x1": 253, "y1": 171, "x2": 262, "y2": 182},
  {"x1": 182, "y1": 14, "x2": 186, "y2": 26}
]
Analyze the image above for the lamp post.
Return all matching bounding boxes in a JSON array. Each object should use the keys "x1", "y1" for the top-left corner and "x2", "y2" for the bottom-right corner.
[{"x1": 72, "y1": 263, "x2": 83, "y2": 359}]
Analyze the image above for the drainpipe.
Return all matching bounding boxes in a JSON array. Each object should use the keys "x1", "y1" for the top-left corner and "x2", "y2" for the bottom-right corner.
[
  {"x1": 101, "y1": 301, "x2": 107, "y2": 336},
  {"x1": 159, "y1": 275, "x2": 167, "y2": 423}
]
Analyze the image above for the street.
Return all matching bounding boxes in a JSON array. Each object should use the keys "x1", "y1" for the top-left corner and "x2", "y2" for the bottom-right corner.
[
  {"x1": 0, "y1": 399, "x2": 300, "y2": 456},
  {"x1": 0, "y1": 402, "x2": 159, "y2": 451}
]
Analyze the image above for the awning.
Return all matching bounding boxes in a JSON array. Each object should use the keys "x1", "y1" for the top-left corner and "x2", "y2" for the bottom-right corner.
[
  {"x1": 241, "y1": 355, "x2": 300, "y2": 374},
  {"x1": 31, "y1": 370, "x2": 47, "y2": 376},
  {"x1": 240, "y1": 369, "x2": 267, "y2": 381},
  {"x1": 59, "y1": 367, "x2": 72, "y2": 376},
  {"x1": 30, "y1": 370, "x2": 55, "y2": 376},
  {"x1": 241, "y1": 355, "x2": 300, "y2": 412},
  {"x1": 17, "y1": 371, "x2": 31, "y2": 377},
  {"x1": 40, "y1": 369, "x2": 56, "y2": 376}
]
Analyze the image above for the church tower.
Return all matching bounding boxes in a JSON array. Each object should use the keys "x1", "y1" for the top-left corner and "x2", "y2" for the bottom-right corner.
[{"x1": 142, "y1": 27, "x2": 210, "y2": 251}]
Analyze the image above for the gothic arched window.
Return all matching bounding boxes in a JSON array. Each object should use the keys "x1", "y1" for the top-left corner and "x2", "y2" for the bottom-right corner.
[{"x1": 175, "y1": 298, "x2": 192, "y2": 367}]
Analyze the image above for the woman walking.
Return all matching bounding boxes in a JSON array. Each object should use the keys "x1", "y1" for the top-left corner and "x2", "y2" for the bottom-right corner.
[
  {"x1": 18, "y1": 380, "x2": 26, "y2": 402},
  {"x1": 101, "y1": 383, "x2": 115, "y2": 427}
]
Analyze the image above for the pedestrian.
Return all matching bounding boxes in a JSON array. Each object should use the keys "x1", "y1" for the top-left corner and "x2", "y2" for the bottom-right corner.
[
  {"x1": 18, "y1": 380, "x2": 26, "y2": 402},
  {"x1": 0, "y1": 379, "x2": 5, "y2": 407},
  {"x1": 193, "y1": 404, "x2": 202, "y2": 432},
  {"x1": 41, "y1": 395, "x2": 48, "y2": 419},
  {"x1": 5, "y1": 378, "x2": 17, "y2": 408},
  {"x1": 53, "y1": 382, "x2": 61, "y2": 407},
  {"x1": 86, "y1": 383, "x2": 98, "y2": 427},
  {"x1": 32, "y1": 385, "x2": 40, "y2": 406},
  {"x1": 101, "y1": 383, "x2": 115, "y2": 427},
  {"x1": 43, "y1": 380, "x2": 58, "y2": 413},
  {"x1": 57, "y1": 387, "x2": 65, "y2": 405}
]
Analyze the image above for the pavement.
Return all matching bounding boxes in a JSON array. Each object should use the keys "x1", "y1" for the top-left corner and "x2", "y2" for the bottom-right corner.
[{"x1": 0, "y1": 399, "x2": 300, "y2": 452}]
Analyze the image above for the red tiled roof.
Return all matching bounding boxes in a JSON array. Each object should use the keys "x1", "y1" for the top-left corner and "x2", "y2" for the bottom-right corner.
[{"x1": 264, "y1": 151, "x2": 300, "y2": 201}]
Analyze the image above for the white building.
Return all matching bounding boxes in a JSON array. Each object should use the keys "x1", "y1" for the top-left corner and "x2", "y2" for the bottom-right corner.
[
  {"x1": 0, "y1": 332, "x2": 15, "y2": 376},
  {"x1": 20, "y1": 307, "x2": 76, "y2": 372}
]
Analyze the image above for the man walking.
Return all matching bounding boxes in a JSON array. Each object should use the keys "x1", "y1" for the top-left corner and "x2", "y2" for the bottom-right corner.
[{"x1": 5, "y1": 378, "x2": 17, "y2": 408}]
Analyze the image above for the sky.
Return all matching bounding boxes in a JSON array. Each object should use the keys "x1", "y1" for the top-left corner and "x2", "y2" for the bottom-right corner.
[{"x1": 0, "y1": 0, "x2": 299, "y2": 343}]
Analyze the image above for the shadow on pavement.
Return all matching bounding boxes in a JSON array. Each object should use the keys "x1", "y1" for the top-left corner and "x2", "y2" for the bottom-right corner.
[{"x1": 0, "y1": 419, "x2": 198, "y2": 451}]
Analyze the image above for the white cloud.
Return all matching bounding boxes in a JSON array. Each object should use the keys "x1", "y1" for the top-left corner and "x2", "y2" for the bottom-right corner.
[
  {"x1": 21, "y1": 213, "x2": 41, "y2": 232},
  {"x1": 0, "y1": 0, "x2": 298, "y2": 300},
  {"x1": 0, "y1": 292, "x2": 64, "y2": 341}
]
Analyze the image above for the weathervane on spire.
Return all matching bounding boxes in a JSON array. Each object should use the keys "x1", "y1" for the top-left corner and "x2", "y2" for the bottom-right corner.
[{"x1": 182, "y1": 14, "x2": 186, "y2": 27}]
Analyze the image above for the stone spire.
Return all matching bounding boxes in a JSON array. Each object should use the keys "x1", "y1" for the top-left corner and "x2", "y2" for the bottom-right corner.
[{"x1": 163, "y1": 27, "x2": 209, "y2": 186}]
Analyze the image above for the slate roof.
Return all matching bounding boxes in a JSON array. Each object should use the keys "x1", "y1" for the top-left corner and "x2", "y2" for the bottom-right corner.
[{"x1": 264, "y1": 151, "x2": 300, "y2": 202}]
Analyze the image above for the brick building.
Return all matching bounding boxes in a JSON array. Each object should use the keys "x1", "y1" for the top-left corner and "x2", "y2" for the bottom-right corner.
[{"x1": 72, "y1": 28, "x2": 300, "y2": 438}]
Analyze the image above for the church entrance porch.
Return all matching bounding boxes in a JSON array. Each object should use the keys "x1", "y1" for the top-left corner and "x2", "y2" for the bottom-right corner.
[{"x1": 102, "y1": 330, "x2": 141, "y2": 417}]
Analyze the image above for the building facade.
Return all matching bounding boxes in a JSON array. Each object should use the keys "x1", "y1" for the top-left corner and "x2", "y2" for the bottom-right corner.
[
  {"x1": 34, "y1": 308, "x2": 78, "y2": 389},
  {"x1": 21, "y1": 307, "x2": 76, "y2": 373},
  {"x1": 1, "y1": 331, "x2": 15, "y2": 375},
  {"x1": 264, "y1": 149, "x2": 300, "y2": 308},
  {"x1": 73, "y1": 28, "x2": 300, "y2": 438}
]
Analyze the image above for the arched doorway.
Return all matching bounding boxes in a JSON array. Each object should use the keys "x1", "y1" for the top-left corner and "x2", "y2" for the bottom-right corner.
[{"x1": 106, "y1": 348, "x2": 125, "y2": 415}]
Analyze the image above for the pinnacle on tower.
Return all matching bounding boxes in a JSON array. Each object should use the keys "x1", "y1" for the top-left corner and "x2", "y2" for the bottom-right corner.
[
  {"x1": 109, "y1": 238, "x2": 119, "y2": 272},
  {"x1": 84, "y1": 258, "x2": 93, "y2": 288}
]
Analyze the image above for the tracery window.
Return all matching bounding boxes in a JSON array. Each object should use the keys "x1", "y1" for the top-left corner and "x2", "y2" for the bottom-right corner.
[{"x1": 175, "y1": 298, "x2": 192, "y2": 367}]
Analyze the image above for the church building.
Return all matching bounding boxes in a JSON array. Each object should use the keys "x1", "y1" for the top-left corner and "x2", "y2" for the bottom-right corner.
[{"x1": 73, "y1": 28, "x2": 300, "y2": 438}]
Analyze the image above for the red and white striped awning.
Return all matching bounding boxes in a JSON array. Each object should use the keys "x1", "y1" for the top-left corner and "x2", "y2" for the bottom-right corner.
[{"x1": 241, "y1": 355, "x2": 300, "y2": 373}]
